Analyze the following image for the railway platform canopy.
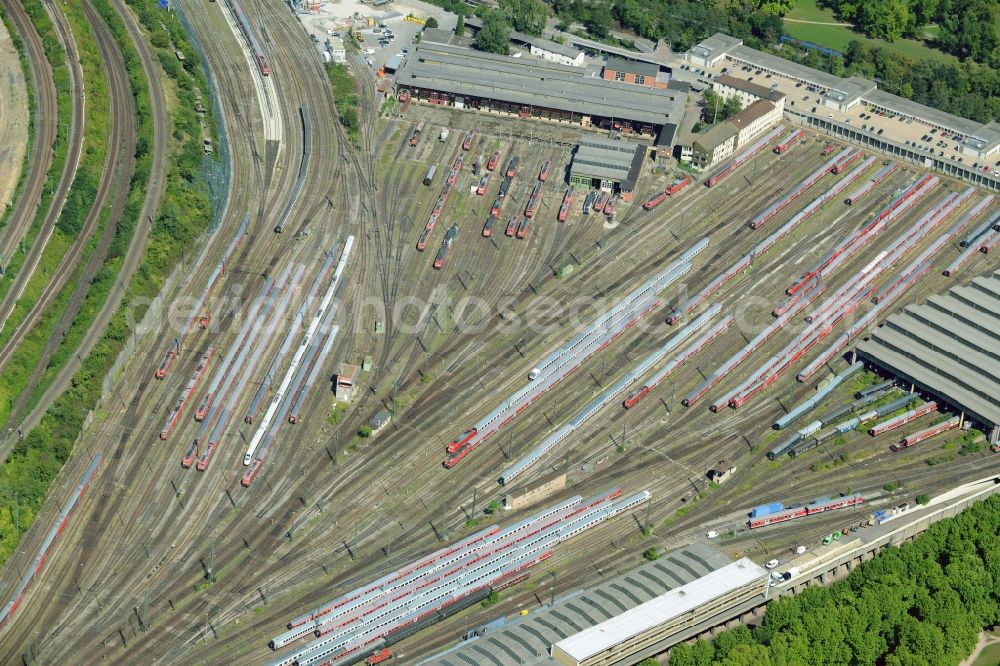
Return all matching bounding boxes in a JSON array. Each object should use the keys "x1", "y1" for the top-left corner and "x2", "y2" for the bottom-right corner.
[
  {"x1": 855, "y1": 269, "x2": 1000, "y2": 444},
  {"x1": 419, "y1": 544, "x2": 769, "y2": 666}
]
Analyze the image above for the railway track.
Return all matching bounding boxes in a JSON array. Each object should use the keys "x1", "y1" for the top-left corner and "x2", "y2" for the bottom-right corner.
[
  {"x1": 0, "y1": 0, "x2": 58, "y2": 269},
  {"x1": 0, "y1": 0, "x2": 356, "y2": 659},
  {"x1": 2, "y1": 0, "x2": 138, "y2": 425},
  {"x1": 0, "y1": 31, "x2": 996, "y2": 663},
  {"x1": 0, "y1": 0, "x2": 86, "y2": 339}
]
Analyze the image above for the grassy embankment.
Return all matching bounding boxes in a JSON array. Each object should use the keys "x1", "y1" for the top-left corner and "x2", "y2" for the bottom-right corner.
[{"x1": 0, "y1": 0, "x2": 216, "y2": 568}]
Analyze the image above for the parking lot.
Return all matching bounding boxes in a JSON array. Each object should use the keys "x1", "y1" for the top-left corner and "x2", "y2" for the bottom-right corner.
[
  {"x1": 296, "y1": 0, "x2": 455, "y2": 72},
  {"x1": 696, "y1": 59, "x2": 1000, "y2": 176}
]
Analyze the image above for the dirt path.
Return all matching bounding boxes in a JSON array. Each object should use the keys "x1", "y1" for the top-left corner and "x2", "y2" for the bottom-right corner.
[
  {"x1": 0, "y1": 14, "x2": 29, "y2": 210},
  {"x1": 960, "y1": 629, "x2": 1000, "y2": 666},
  {"x1": 784, "y1": 18, "x2": 854, "y2": 26}
]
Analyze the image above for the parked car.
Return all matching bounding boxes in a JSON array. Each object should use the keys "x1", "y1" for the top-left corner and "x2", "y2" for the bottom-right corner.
[
  {"x1": 706, "y1": 530, "x2": 718, "y2": 539},
  {"x1": 765, "y1": 559, "x2": 779, "y2": 569}
]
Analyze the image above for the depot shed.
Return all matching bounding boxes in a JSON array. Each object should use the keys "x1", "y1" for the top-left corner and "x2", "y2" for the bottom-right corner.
[
  {"x1": 855, "y1": 269, "x2": 1000, "y2": 444},
  {"x1": 569, "y1": 135, "x2": 644, "y2": 194}
]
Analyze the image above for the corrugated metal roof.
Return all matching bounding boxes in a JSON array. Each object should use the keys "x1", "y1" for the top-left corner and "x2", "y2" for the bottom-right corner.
[
  {"x1": 396, "y1": 43, "x2": 684, "y2": 126},
  {"x1": 418, "y1": 543, "x2": 733, "y2": 666},
  {"x1": 553, "y1": 558, "x2": 767, "y2": 661},
  {"x1": 571, "y1": 136, "x2": 642, "y2": 182},
  {"x1": 856, "y1": 271, "x2": 1000, "y2": 429}
]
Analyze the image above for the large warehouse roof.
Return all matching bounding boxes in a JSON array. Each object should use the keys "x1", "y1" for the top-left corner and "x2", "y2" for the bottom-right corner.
[
  {"x1": 420, "y1": 543, "x2": 734, "y2": 666},
  {"x1": 395, "y1": 43, "x2": 685, "y2": 126},
  {"x1": 856, "y1": 269, "x2": 1000, "y2": 430},
  {"x1": 552, "y1": 558, "x2": 767, "y2": 663}
]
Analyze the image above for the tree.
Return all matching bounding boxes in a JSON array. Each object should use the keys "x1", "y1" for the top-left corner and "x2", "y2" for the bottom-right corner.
[
  {"x1": 584, "y1": 5, "x2": 613, "y2": 39},
  {"x1": 857, "y1": 0, "x2": 910, "y2": 41},
  {"x1": 339, "y1": 107, "x2": 358, "y2": 133},
  {"x1": 642, "y1": 547, "x2": 660, "y2": 561},
  {"x1": 455, "y1": 13, "x2": 465, "y2": 36},
  {"x1": 916, "y1": 493, "x2": 930, "y2": 505},
  {"x1": 702, "y1": 89, "x2": 725, "y2": 123},
  {"x1": 474, "y1": 11, "x2": 511, "y2": 55},
  {"x1": 723, "y1": 94, "x2": 743, "y2": 119},
  {"x1": 425, "y1": 16, "x2": 439, "y2": 29},
  {"x1": 498, "y1": 0, "x2": 548, "y2": 35},
  {"x1": 358, "y1": 424, "x2": 372, "y2": 438}
]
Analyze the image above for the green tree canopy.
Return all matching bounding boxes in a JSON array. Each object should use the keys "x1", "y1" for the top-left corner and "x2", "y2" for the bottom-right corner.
[
  {"x1": 660, "y1": 495, "x2": 1000, "y2": 666},
  {"x1": 474, "y1": 10, "x2": 512, "y2": 54},
  {"x1": 498, "y1": 0, "x2": 548, "y2": 35}
]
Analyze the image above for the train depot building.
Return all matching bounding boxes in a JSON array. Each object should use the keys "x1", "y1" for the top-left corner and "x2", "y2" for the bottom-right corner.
[
  {"x1": 855, "y1": 269, "x2": 1000, "y2": 445},
  {"x1": 569, "y1": 135, "x2": 645, "y2": 197},
  {"x1": 393, "y1": 41, "x2": 686, "y2": 140}
]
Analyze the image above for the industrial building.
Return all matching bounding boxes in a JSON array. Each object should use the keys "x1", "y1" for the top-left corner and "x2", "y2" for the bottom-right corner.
[
  {"x1": 335, "y1": 363, "x2": 359, "y2": 401},
  {"x1": 691, "y1": 122, "x2": 737, "y2": 169},
  {"x1": 569, "y1": 135, "x2": 646, "y2": 196},
  {"x1": 327, "y1": 36, "x2": 345, "y2": 63},
  {"x1": 712, "y1": 75, "x2": 785, "y2": 112},
  {"x1": 394, "y1": 43, "x2": 686, "y2": 140},
  {"x1": 686, "y1": 33, "x2": 1000, "y2": 159},
  {"x1": 419, "y1": 544, "x2": 769, "y2": 666},
  {"x1": 551, "y1": 559, "x2": 768, "y2": 665},
  {"x1": 601, "y1": 57, "x2": 667, "y2": 89},
  {"x1": 855, "y1": 269, "x2": 1000, "y2": 444},
  {"x1": 690, "y1": 99, "x2": 782, "y2": 168}
]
